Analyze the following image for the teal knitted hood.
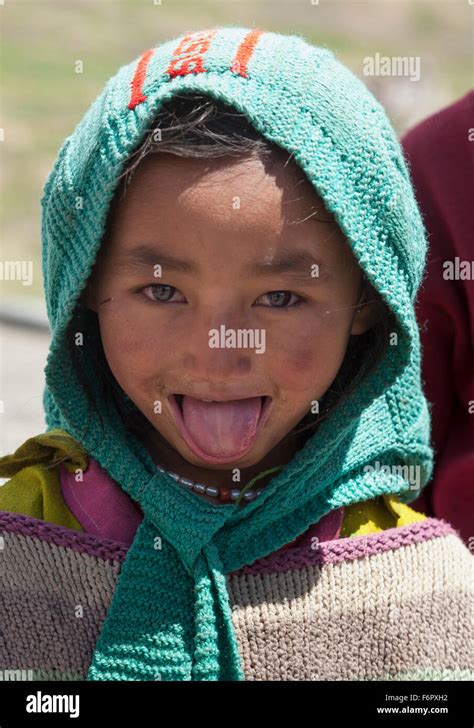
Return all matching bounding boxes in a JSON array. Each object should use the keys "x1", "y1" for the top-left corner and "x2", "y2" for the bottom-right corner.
[{"x1": 41, "y1": 27, "x2": 433, "y2": 680}]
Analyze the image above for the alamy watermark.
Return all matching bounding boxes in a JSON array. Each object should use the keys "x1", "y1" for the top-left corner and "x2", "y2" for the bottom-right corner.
[
  {"x1": 442, "y1": 257, "x2": 474, "y2": 280},
  {"x1": 26, "y1": 691, "x2": 79, "y2": 719},
  {"x1": 0, "y1": 668, "x2": 34, "y2": 680},
  {"x1": 0, "y1": 260, "x2": 33, "y2": 286},
  {"x1": 208, "y1": 325, "x2": 266, "y2": 354},
  {"x1": 364, "y1": 461, "x2": 421, "y2": 491},
  {"x1": 363, "y1": 53, "x2": 421, "y2": 82}
]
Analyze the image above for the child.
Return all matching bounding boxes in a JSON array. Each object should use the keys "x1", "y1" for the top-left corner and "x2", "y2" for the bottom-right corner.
[{"x1": 0, "y1": 27, "x2": 472, "y2": 682}]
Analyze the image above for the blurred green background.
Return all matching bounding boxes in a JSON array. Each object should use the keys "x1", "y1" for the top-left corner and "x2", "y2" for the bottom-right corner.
[{"x1": 1, "y1": 0, "x2": 472, "y2": 299}]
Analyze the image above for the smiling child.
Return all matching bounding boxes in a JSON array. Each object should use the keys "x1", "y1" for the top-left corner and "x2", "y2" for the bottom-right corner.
[
  {"x1": 82, "y1": 98, "x2": 383, "y2": 503},
  {"x1": 0, "y1": 27, "x2": 472, "y2": 681}
]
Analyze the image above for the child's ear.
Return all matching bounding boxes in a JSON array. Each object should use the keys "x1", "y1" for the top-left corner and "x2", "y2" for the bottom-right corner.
[{"x1": 350, "y1": 282, "x2": 385, "y2": 336}]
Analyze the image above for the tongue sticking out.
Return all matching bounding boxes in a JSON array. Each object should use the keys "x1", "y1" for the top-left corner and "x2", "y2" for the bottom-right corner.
[{"x1": 180, "y1": 395, "x2": 263, "y2": 458}]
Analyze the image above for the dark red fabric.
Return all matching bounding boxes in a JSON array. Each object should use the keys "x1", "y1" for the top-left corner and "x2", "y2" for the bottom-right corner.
[{"x1": 402, "y1": 90, "x2": 474, "y2": 546}]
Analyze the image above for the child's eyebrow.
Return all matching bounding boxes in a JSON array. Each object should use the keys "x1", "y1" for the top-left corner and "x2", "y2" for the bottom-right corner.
[
  {"x1": 114, "y1": 245, "x2": 195, "y2": 274},
  {"x1": 115, "y1": 244, "x2": 325, "y2": 281},
  {"x1": 245, "y1": 248, "x2": 325, "y2": 281}
]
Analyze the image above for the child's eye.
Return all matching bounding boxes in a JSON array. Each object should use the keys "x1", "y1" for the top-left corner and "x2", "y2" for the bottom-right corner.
[
  {"x1": 139, "y1": 286, "x2": 304, "y2": 308},
  {"x1": 142, "y1": 284, "x2": 186, "y2": 303},
  {"x1": 255, "y1": 291, "x2": 305, "y2": 308}
]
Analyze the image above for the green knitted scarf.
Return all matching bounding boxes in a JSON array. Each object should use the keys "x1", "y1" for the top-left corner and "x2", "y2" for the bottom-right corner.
[{"x1": 41, "y1": 27, "x2": 433, "y2": 680}]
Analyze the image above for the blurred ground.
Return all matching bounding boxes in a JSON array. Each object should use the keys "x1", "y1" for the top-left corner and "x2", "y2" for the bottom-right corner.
[{"x1": 0, "y1": 323, "x2": 49, "y2": 456}]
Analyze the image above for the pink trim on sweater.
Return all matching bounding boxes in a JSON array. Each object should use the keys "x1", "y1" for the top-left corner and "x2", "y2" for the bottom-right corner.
[
  {"x1": 0, "y1": 510, "x2": 455, "y2": 574},
  {"x1": 0, "y1": 510, "x2": 128, "y2": 562},
  {"x1": 238, "y1": 518, "x2": 456, "y2": 575}
]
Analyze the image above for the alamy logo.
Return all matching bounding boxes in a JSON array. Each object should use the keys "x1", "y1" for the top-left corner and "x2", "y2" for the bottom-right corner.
[
  {"x1": 442, "y1": 257, "x2": 474, "y2": 280},
  {"x1": 208, "y1": 325, "x2": 266, "y2": 354},
  {"x1": 0, "y1": 260, "x2": 33, "y2": 286},
  {"x1": 26, "y1": 691, "x2": 80, "y2": 719},
  {"x1": 364, "y1": 461, "x2": 421, "y2": 491},
  {"x1": 363, "y1": 53, "x2": 421, "y2": 82},
  {"x1": 0, "y1": 668, "x2": 34, "y2": 680}
]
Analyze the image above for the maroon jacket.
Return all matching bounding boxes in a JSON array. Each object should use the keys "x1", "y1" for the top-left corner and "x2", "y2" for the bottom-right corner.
[{"x1": 402, "y1": 91, "x2": 474, "y2": 545}]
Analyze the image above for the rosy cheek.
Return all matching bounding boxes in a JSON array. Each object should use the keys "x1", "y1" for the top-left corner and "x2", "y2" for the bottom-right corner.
[
  {"x1": 282, "y1": 347, "x2": 315, "y2": 373},
  {"x1": 99, "y1": 316, "x2": 152, "y2": 375},
  {"x1": 268, "y1": 345, "x2": 319, "y2": 394},
  {"x1": 99, "y1": 299, "x2": 177, "y2": 349}
]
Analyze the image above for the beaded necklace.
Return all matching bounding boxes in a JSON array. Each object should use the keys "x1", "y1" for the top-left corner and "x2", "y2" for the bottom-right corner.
[{"x1": 156, "y1": 463, "x2": 283, "y2": 506}]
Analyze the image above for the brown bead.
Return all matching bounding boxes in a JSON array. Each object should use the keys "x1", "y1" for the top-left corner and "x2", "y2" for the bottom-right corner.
[{"x1": 219, "y1": 487, "x2": 232, "y2": 502}]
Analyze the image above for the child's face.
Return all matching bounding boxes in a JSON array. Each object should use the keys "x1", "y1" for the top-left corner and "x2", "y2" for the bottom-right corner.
[{"x1": 85, "y1": 151, "x2": 374, "y2": 471}]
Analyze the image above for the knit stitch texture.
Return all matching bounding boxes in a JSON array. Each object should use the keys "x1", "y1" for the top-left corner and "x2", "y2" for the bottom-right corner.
[
  {"x1": 2, "y1": 511, "x2": 473, "y2": 681},
  {"x1": 40, "y1": 26, "x2": 433, "y2": 680}
]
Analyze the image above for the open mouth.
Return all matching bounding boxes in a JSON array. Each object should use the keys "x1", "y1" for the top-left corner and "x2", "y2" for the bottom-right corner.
[{"x1": 168, "y1": 393, "x2": 272, "y2": 464}]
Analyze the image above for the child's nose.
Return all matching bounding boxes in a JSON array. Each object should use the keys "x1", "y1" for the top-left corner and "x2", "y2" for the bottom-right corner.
[
  {"x1": 182, "y1": 307, "x2": 257, "y2": 378},
  {"x1": 185, "y1": 342, "x2": 253, "y2": 380}
]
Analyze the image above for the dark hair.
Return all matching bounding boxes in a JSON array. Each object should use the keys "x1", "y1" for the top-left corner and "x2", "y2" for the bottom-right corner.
[{"x1": 66, "y1": 93, "x2": 396, "y2": 451}]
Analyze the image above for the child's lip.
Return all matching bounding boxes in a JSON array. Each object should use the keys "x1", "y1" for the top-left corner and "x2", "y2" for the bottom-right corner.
[
  {"x1": 173, "y1": 391, "x2": 270, "y2": 402},
  {"x1": 167, "y1": 394, "x2": 273, "y2": 464}
]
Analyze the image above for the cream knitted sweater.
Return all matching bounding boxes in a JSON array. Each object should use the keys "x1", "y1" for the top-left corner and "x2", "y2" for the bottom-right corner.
[{"x1": 1, "y1": 509, "x2": 472, "y2": 681}]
